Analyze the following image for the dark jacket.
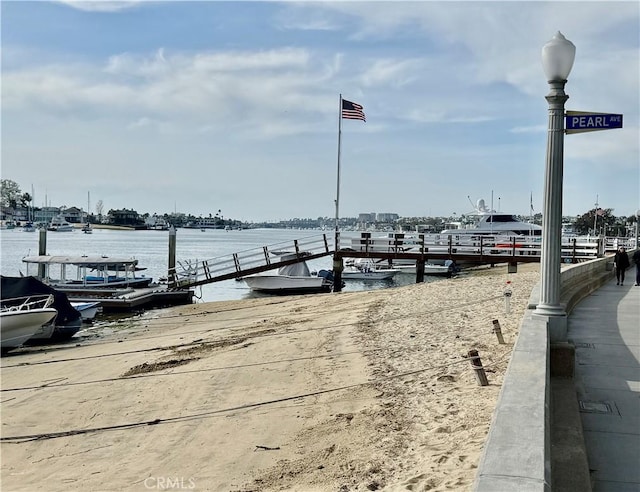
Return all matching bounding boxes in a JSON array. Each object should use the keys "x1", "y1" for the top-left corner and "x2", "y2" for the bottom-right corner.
[
  {"x1": 614, "y1": 250, "x2": 630, "y2": 270},
  {"x1": 633, "y1": 250, "x2": 640, "y2": 265}
]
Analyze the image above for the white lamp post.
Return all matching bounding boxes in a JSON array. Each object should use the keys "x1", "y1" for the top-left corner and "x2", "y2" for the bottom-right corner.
[{"x1": 533, "y1": 32, "x2": 576, "y2": 339}]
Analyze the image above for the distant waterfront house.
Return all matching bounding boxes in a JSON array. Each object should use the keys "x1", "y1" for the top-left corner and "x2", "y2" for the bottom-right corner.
[
  {"x1": 107, "y1": 208, "x2": 143, "y2": 227},
  {"x1": 186, "y1": 217, "x2": 223, "y2": 229},
  {"x1": 33, "y1": 207, "x2": 61, "y2": 225},
  {"x1": 63, "y1": 207, "x2": 83, "y2": 223},
  {"x1": 1, "y1": 206, "x2": 17, "y2": 223}
]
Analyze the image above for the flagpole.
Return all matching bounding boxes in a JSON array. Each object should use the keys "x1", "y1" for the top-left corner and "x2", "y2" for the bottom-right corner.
[
  {"x1": 335, "y1": 94, "x2": 343, "y2": 250},
  {"x1": 593, "y1": 194, "x2": 598, "y2": 234},
  {"x1": 530, "y1": 191, "x2": 534, "y2": 235}
]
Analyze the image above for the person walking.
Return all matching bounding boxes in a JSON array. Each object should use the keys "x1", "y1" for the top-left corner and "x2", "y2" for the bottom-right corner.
[
  {"x1": 633, "y1": 248, "x2": 640, "y2": 286},
  {"x1": 613, "y1": 246, "x2": 630, "y2": 285}
]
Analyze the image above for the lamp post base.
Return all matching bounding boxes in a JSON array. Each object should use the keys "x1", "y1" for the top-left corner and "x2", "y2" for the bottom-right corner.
[{"x1": 533, "y1": 305, "x2": 568, "y2": 341}]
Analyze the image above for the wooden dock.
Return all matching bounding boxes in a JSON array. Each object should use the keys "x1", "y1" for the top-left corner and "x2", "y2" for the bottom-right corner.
[
  {"x1": 59, "y1": 285, "x2": 194, "y2": 313},
  {"x1": 167, "y1": 232, "x2": 622, "y2": 291}
]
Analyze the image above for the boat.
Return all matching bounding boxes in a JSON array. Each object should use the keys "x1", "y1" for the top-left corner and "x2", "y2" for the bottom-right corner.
[
  {"x1": 342, "y1": 259, "x2": 399, "y2": 280},
  {"x1": 1, "y1": 276, "x2": 83, "y2": 343},
  {"x1": 0, "y1": 293, "x2": 58, "y2": 352},
  {"x1": 22, "y1": 222, "x2": 37, "y2": 233},
  {"x1": 70, "y1": 301, "x2": 100, "y2": 321},
  {"x1": 243, "y1": 253, "x2": 334, "y2": 294},
  {"x1": 441, "y1": 199, "x2": 541, "y2": 236},
  {"x1": 47, "y1": 215, "x2": 74, "y2": 232},
  {"x1": 21, "y1": 255, "x2": 154, "y2": 291},
  {"x1": 146, "y1": 215, "x2": 169, "y2": 231}
]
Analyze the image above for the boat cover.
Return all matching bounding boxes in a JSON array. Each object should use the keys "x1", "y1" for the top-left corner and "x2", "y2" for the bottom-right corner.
[
  {"x1": 278, "y1": 262, "x2": 311, "y2": 276},
  {"x1": 1, "y1": 276, "x2": 81, "y2": 325}
]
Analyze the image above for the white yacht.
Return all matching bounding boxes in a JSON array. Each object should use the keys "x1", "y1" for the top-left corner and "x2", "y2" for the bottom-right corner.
[
  {"x1": 47, "y1": 215, "x2": 74, "y2": 232},
  {"x1": 442, "y1": 199, "x2": 541, "y2": 236}
]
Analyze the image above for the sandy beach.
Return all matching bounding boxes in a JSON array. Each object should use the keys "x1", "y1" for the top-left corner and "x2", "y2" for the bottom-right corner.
[{"x1": 1, "y1": 264, "x2": 539, "y2": 492}]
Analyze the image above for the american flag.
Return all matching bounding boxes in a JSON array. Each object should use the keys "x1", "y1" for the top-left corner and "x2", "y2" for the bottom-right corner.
[{"x1": 342, "y1": 99, "x2": 366, "y2": 121}]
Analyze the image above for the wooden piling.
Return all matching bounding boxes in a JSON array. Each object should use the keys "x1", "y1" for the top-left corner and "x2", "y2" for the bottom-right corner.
[
  {"x1": 168, "y1": 226, "x2": 177, "y2": 288},
  {"x1": 333, "y1": 256, "x2": 343, "y2": 292},
  {"x1": 38, "y1": 228, "x2": 47, "y2": 278},
  {"x1": 416, "y1": 259, "x2": 425, "y2": 283},
  {"x1": 492, "y1": 319, "x2": 505, "y2": 344},
  {"x1": 468, "y1": 349, "x2": 489, "y2": 386}
]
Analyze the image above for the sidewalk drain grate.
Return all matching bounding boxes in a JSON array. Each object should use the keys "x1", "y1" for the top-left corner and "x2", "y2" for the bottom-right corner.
[
  {"x1": 574, "y1": 343, "x2": 596, "y2": 349},
  {"x1": 579, "y1": 400, "x2": 613, "y2": 414}
]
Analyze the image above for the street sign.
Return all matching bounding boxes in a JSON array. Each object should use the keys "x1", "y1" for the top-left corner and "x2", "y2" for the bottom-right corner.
[{"x1": 565, "y1": 111, "x2": 623, "y2": 134}]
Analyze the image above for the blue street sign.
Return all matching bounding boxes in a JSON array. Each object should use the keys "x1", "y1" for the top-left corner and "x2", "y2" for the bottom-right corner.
[{"x1": 565, "y1": 111, "x2": 623, "y2": 134}]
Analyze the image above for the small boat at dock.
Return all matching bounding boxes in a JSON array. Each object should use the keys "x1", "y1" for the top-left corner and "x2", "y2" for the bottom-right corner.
[
  {"x1": 0, "y1": 294, "x2": 58, "y2": 352},
  {"x1": 21, "y1": 255, "x2": 154, "y2": 291},
  {"x1": 342, "y1": 259, "x2": 399, "y2": 280},
  {"x1": 1, "y1": 276, "x2": 84, "y2": 344},
  {"x1": 19, "y1": 256, "x2": 193, "y2": 313},
  {"x1": 71, "y1": 301, "x2": 100, "y2": 321},
  {"x1": 243, "y1": 253, "x2": 334, "y2": 294}
]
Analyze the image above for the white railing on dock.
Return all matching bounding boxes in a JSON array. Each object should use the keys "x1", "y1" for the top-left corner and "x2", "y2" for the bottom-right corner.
[
  {"x1": 167, "y1": 232, "x2": 633, "y2": 289},
  {"x1": 169, "y1": 233, "x2": 332, "y2": 288},
  {"x1": 347, "y1": 232, "x2": 609, "y2": 261}
]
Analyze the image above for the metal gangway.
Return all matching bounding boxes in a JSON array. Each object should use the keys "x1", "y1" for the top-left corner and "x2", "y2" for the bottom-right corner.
[{"x1": 168, "y1": 233, "x2": 333, "y2": 289}]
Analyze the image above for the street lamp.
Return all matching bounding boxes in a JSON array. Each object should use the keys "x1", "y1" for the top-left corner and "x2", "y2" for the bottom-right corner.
[{"x1": 533, "y1": 32, "x2": 576, "y2": 339}]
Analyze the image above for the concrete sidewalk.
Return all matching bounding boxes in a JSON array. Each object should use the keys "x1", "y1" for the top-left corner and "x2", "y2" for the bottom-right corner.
[{"x1": 568, "y1": 275, "x2": 640, "y2": 491}]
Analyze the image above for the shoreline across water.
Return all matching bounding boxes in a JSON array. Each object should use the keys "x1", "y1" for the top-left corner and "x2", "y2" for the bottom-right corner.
[{"x1": 1, "y1": 263, "x2": 540, "y2": 491}]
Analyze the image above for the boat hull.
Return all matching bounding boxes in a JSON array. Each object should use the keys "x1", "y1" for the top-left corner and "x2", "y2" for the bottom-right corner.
[
  {"x1": 1, "y1": 309, "x2": 58, "y2": 350},
  {"x1": 71, "y1": 302, "x2": 100, "y2": 321},
  {"x1": 243, "y1": 275, "x2": 332, "y2": 294},
  {"x1": 52, "y1": 277, "x2": 153, "y2": 290},
  {"x1": 27, "y1": 317, "x2": 83, "y2": 343},
  {"x1": 342, "y1": 268, "x2": 399, "y2": 280}
]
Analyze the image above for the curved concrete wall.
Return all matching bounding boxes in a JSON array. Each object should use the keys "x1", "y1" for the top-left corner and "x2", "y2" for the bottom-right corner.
[{"x1": 473, "y1": 255, "x2": 618, "y2": 491}]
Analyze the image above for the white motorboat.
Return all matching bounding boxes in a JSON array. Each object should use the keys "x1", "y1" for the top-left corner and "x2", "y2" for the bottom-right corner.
[
  {"x1": 2, "y1": 276, "x2": 85, "y2": 344},
  {"x1": 0, "y1": 295, "x2": 58, "y2": 351},
  {"x1": 342, "y1": 260, "x2": 399, "y2": 280},
  {"x1": 243, "y1": 253, "x2": 334, "y2": 294},
  {"x1": 442, "y1": 199, "x2": 541, "y2": 236},
  {"x1": 47, "y1": 215, "x2": 74, "y2": 232},
  {"x1": 390, "y1": 259, "x2": 459, "y2": 277}
]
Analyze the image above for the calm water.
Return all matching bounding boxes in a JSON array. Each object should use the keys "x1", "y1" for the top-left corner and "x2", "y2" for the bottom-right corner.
[{"x1": 1, "y1": 227, "x2": 438, "y2": 303}]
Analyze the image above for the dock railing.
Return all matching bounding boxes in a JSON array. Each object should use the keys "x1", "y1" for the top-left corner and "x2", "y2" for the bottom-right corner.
[
  {"x1": 166, "y1": 232, "x2": 630, "y2": 290},
  {"x1": 168, "y1": 233, "x2": 332, "y2": 289},
  {"x1": 346, "y1": 232, "x2": 606, "y2": 262}
]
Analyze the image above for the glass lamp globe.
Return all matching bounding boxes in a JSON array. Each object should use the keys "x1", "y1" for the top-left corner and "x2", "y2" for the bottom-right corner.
[{"x1": 542, "y1": 31, "x2": 576, "y2": 81}]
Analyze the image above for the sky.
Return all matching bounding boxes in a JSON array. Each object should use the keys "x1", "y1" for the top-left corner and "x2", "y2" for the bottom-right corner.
[{"x1": 2, "y1": 1, "x2": 639, "y2": 222}]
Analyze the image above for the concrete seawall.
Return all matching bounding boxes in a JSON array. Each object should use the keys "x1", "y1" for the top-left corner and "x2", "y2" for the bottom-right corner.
[{"x1": 473, "y1": 255, "x2": 617, "y2": 491}]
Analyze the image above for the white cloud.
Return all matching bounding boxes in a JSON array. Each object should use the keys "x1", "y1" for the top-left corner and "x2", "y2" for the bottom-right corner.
[
  {"x1": 2, "y1": 1, "x2": 638, "y2": 219},
  {"x1": 55, "y1": 1, "x2": 142, "y2": 13}
]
